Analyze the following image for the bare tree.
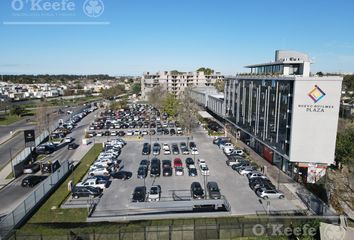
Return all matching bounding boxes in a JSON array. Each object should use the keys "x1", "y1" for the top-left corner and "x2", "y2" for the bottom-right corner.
[
  {"x1": 177, "y1": 87, "x2": 199, "y2": 135},
  {"x1": 147, "y1": 84, "x2": 167, "y2": 111},
  {"x1": 36, "y1": 100, "x2": 53, "y2": 136}
]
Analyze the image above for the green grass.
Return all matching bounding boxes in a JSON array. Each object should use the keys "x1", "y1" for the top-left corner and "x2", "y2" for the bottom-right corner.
[
  {"x1": 28, "y1": 144, "x2": 103, "y2": 223},
  {"x1": 0, "y1": 114, "x2": 22, "y2": 126}
]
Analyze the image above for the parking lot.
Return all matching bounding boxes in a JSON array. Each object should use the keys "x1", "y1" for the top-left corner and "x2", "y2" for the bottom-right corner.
[{"x1": 87, "y1": 128, "x2": 300, "y2": 219}]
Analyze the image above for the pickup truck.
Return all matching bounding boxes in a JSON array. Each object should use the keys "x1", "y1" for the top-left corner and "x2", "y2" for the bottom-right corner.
[{"x1": 76, "y1": 177, "x2": 108, "y2": 190}]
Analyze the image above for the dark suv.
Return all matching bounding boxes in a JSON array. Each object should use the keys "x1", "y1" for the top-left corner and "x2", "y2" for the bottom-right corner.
[
  {"x1": 132, "y1": 186, "x2": 146, "y2": 202},
  {"x1": 142, "y1": 143, "x2": 151, "y2": 155},
  {"x1": 191, "y1": 182, "x2": 204, "y2": 199},
  {"x1": 71, "y1": 186, "x2": 102, "y2": 199},
  {"x1": 21, "y1": 175, "x2": 47, "y2": 187}
]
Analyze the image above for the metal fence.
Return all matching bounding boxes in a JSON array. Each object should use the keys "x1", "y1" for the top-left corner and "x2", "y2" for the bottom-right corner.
[
  {"x1": 8, "y1": 219, "x2": 326, "y2": 240},
  {"x1": 0, "y1": 161, "x2": 70, "y2": 239}
]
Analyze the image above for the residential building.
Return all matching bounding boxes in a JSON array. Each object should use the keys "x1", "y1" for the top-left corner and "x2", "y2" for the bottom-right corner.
[
  {"x1": 141, "y1": 71, "x2": 224, "y2": 100},
  {"x1": 192, "y1": 50, "x2": 343, "y2": 183}
]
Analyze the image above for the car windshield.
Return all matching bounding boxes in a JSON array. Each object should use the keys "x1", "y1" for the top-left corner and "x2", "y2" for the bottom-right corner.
[{"x1": 150, "y1": 188, "x2": 159, "y2": 194}]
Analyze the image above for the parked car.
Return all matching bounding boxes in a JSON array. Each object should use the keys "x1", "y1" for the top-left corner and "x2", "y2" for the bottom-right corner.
[
  {"x1": 163, "y1": 166, "x2": 173, "y2": 176},
  {"x1": 64, "y1": 137, "x2": 74, "y2": 143},
  {"x1": 185, "y1": 158, "x2": 195, "y2": 168},
  {"x1": 152, "y1": 143, "x2": 161, "y2": 155},
  {"x1": 188, "y1": 165, "x2": 198, "y2": 177},
  {"x1": 173, "y1": 158, "x2": 183, "y2": 168},
  {"x1": 76, "y1": 177, "x2": 108, "y2": 190},
  {"x1": 197, "y1": 158, "x2": 207, "y2": 167},
  {"x1": 162, "y1": 160, "x2": 172, "y2": 168},
  {"x1": 137, "y1": 166, "x2": 148, "y2": 179},
  {"x1": 249, "y1": 178, "x2": 274, "y2": 191},
  {"x1": 191, "y1": 182, "x2": 204, "y2": 199},
  {"x1": 171, "y1": 143, "x2": 179, "y2": 155},
  {"x1": 139, "y1": 159, "x2": 150, "y2": 169},
  {"x1": 148, "y1": 185, "x2": 161, "y2": 202},
  {"x1": 150, "y1": 161, "x2": 161, "y2": 177},
  {"x1": 238, "y1": 166, "x2": 257, "y2": 175},
  {"x1": 207, "y1": 182, "x2": 221, "y2": 199},
  {"x1": 111, "y1": 171, "x2": 132, "y2": 180},
  {"x1": 23, "y1": 163, "x2": 41, "y2": 174},
  {"x1": 21, "y1": 175, "x2": 46, "y2": 187},
  {"x1": 247, "y1": 172, "x2": 268, "y2": 180},
  {"x1": 256, "y1": 188, "x2": 285, "y2": 200},
  {"x1": 72, "y1": 186, "x2": 102, "y2": 199},
  {"x1": 175, "y1": 166, "x2": 184, "y2": 176},
  {"x1": 89, "y1": 167, "x2": 110, "y2": 176},
  {"x1": 142, "y1": 143, "x2": 151, "y2": 155},
  {"x1": 200, "y1": 164, "x2": 210, "y2": 176},
  {"x1": 132, "y1": 186, "x2": 146, "y2": 202}
]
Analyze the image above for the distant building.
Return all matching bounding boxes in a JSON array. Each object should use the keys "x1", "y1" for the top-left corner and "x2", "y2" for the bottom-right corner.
[{"x1": 141, "y1": 71, "x2": 224, "y2": 100}]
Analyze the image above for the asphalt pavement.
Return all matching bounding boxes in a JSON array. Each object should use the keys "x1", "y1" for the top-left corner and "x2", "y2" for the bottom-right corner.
[
  {"x1": 0, "y1": 107, "x2": 97, "y2": 215},
  {"x1": 0, "y1": 106, "x2": 82, "y2": 169}
]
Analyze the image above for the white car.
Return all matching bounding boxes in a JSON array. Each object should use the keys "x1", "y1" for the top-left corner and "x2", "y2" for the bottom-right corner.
[
  {"x1": 148, "y1": 185, "x2": 161, "y2": 202},
  {"x1": 164, "y1": 147, "x2": 171, "y2": 155},
  {"x1": 197, "y1": 159, "x2": 206, "y2": 167},
  {"x1": 134, "y1": 130, "x2": 141, "y2": 135},
  {"x1": 200, "y1": 164, "x2": 210, "y2": 176},
  {"x1": 162, "y1": 143, "x2": 169, "y2": 151},
  {"x1": 191, "y1": 148, "x2": 199, "y2": 155},
  {"x1": 247, "y1": 172, "x2": 268, "y2": 180},
  {"x1": 126, "y1": 130, "x2": 134, "y2": 136},
  {"x1": 220, "y1": 142, "x2": 234, "y2": 150},
  {"x1": 96, "y1": 132, "x2": 103, "y2": 137},
  {"x1": 239, "y1": 167, "x2": 257, "y2": 176},
  {"x1": 76, "y1": 178, "x2": 107, "y2": 190},
  {"x1": 64, "y1": 137, "x2": 74, "y2": 143},
  {"x1": 223, "y1": 146, "x2": 235, "y2": 155},
  {"x1": 257, "y1": 189, "x2": 285, "y2": 200},
  {"x1": 110, "y1": 131, "x2": 117, "y2": 136},
  {"x1": 88, "y1": 167, "x2": 110, "y2": 176}
]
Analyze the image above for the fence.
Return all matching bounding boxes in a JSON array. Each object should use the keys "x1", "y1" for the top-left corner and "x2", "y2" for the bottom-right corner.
[
  {"x1": 8, "y1": 216, "x2": 329, "y2": 240},
  {"x1": 0, "y1": 161, "x2": 70, "y2": 239}
]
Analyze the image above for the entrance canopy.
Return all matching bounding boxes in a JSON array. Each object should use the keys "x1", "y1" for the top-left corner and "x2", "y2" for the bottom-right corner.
[{"x1": 198, "y1": 111, "x2": 213, "y2": 119}]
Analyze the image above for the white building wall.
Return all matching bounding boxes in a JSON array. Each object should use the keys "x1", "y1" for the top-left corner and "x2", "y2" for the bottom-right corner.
[{"x1": 289, "y1": 76, "x2": 342, "y2": 165}]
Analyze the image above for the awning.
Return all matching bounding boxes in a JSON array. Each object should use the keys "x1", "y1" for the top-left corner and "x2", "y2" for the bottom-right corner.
[{"x1": 198, "y1": 111, "x2": 213, "y2": 119}]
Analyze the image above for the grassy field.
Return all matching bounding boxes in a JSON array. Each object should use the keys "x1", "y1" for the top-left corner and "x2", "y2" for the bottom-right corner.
[
  {"x1": 28, "y1": 144, "x2": 103, "y2": 224},
  {"x1": 0, "y1": 114, "x2": 22, "y2": 126}
]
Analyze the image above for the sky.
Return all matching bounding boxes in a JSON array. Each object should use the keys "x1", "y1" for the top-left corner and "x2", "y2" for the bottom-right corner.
[{"x1": 0, "y1": 0, "x2": 353, "y2": 76}]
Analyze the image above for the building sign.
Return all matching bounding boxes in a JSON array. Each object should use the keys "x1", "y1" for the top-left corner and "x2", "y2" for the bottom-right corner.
[
  {"x1": 24, "y1": 129, "x2": 35, "y2": 148},
  {"x1": 297, "y1": 85, "x2": 334, "y2": 113},
  {"x1": 308, "y1": 85, "x2": 326, "y2": 103}
]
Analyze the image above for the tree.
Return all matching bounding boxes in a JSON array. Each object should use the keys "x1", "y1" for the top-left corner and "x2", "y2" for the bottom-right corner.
[
  {"x1": 101, "y1": 85, "x2": 126, "y2": 100},
  {"x1": 147, "y1": 85, "x2": 167, "y2": 111},
  {"x1": 176, "y1": 87, "x2": 198, "y2": 134},
  {"x1": 335, "y1": 126, "x2": 354, "y2": 168},
  {"x1": 197, "y1": 67, "x2": 214, "y2": 75},
  {"x1": 214, "y1": 80, "x2": 225, "y2": 93},
  {"x1": 131, "y1": 83, "x2": 141, "y2": 95},
  {"x1": 343, "y1": 75, "x2": 354, "y2": 91},
  {"x1": 36, "y1": 100, "x2": 52, "y2": 134},
  {"x1": 110, "y1": 97, "x2": 128, "y2": 111},
  {"x1": 162, "y1": 93, "x2": 180, "y2": 117},
  {"x1": 10, "y1": 105, "x2": 26, "y2": 116}
]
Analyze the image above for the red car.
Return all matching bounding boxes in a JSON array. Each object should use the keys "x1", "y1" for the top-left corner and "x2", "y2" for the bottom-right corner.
[{"x1": 173, "y1": 158, "x2": 183, "y2": 168}]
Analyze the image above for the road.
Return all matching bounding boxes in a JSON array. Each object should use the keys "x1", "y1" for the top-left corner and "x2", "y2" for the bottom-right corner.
[
  {"x1": 0, "y1": 106, "x2": 82, "y2": 169},
  {"x1": 0, "y1": 107, "x2": 97, "y2": 215}
]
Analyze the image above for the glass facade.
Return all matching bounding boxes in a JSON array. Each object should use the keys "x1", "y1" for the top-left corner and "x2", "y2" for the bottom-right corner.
[{"x1": 225, "y1": 78, "x2": 294, "y2": 156}]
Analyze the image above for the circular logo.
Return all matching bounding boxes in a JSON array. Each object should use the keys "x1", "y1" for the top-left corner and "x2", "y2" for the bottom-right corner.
[
  {"x1": 83, "y1": 0, "x2": 104, "y2": 18},
  {"x1": 323, "y1": 224, "x2": 345, "y2": 240}
]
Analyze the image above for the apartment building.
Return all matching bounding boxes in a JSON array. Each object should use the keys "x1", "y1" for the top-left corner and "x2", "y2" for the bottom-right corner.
[
  {"x1": 141, "y1": 71, "x2": 224, "y2": 100},
  {"x1": 192, "y1": 50, "x2": 343, "y2": 183}
]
